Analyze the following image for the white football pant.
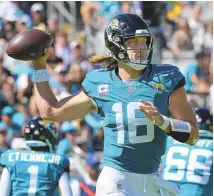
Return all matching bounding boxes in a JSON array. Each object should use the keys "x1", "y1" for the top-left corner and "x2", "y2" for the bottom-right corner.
[{"x1": 96, "y1": 166, "x2": 180, "y2": 196}]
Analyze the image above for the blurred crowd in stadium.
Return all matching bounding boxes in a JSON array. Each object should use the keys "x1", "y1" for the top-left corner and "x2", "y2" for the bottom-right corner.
[{"x1": 0, "y1": 1, "x2": 213, "y2": 194}]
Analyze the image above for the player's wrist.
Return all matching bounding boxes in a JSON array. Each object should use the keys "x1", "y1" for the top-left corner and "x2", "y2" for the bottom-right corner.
[
  {"x1": 34, "y1": 69, "x2": 49, "y2": 82},
  {"x1": 158, "y1": 115, "x2": 170, "y2": 131}
]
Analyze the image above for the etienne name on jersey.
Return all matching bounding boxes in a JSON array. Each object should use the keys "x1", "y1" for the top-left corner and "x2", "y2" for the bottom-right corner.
[{"x1": 8, "y1": 151, "x2": 61, "y2": 165}]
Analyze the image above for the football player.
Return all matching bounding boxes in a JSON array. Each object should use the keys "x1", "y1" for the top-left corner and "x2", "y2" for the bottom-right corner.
[
  {"x1": 0, "y1": 117, "x2": 72, "y2": 196},
  {"x1": 162, "y1": 108, "x2": 213, "y2": 196},
  {"x1": 32, "y1": 14, "x2": 199, "y2": 195}
]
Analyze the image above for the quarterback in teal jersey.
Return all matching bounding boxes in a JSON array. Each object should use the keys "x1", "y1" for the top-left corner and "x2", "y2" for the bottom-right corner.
[
  {"x1": 32, "y1": 14, "x2": 199, "y2": 196},
  {"x1": 0, "y1": 117, "x2": 72, "y2": 196},
  {"x1": 162, "y1": 108, "x2": 213, "y2": 196}
]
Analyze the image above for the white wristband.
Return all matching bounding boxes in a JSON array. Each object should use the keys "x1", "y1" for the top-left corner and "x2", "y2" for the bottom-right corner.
[
  {"x1": 34, "y1": 69, "x2": 49, "y2": 82},
  {"x1": 159, "y1": 115, "x2": 170, "y2": 130}
]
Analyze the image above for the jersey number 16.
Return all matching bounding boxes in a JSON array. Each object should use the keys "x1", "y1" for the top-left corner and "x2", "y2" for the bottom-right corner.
[{"x1": 113, "y1": 102, "x2": 154, "y2": 144}]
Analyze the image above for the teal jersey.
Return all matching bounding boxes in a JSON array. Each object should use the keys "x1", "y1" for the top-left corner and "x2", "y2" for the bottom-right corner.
[
  {"x1": 0, "y1": 149, "x2": 70, "y2": 196},
  {"x1": 82, "y1": 64, "x2": 184, "y2": 174},
  {"x1": 162, "y1": 130, "x2": 213, "y2": 196}
]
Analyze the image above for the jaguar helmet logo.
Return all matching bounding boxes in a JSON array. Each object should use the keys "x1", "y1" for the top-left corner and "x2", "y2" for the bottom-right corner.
[{"x1": 108, "y1": 19, "x2": 119, "y2": 29}]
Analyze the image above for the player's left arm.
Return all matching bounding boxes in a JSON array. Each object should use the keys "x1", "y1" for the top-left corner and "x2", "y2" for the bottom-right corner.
[
  {"x1": 0, "y1": 167, "x2": 11, "y2": 196},
  {"x1": 167, "y1": 87, "x2": 199, "y2": 145},
  {"x1": 139, "y1": 87, "x2": 199, "y2": 145}
]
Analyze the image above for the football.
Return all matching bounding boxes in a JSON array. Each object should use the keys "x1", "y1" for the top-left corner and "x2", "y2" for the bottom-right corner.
[{"x1": 6, "y1": 29, "x2": 53, "y2": 61}]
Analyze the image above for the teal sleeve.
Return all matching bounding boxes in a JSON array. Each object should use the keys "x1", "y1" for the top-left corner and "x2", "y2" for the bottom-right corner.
[
  {"x1": 0, "y1": 152, "x2": 5, "y2": 167},
  {"x1": 62, "y1": 155, "x2": 70, "y2": 173},
  {"x1": 81, "y1": 73, "x2": 100, "y2": 112},
  {"x1": 0, "y1": 150, "x2": 13, "y2": 173},
  {"x1": 82, "y1": 75, "x2": 91, "y2": 96},
  {"x1": 163, "y1": 66, "x2": 186, "y2": 105},
  {"x1": 170, "y1": 67, "x2": 185, "y2": 91},
  {"x1": 53, "y1": 188, "x2": 60, "y2": 196},
  {"x1": 0, "y1": 151, "x2": 8, "y2": 167}
]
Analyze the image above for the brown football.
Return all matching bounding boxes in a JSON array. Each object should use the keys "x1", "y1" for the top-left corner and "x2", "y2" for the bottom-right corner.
[{"x1": 6, "y1": 29, "x2": 53, "y2": 61}]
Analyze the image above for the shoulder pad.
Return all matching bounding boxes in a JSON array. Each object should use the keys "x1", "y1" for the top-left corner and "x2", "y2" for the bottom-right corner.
[
  {"x1": 151, "y1": 64, "x2": 184, "y2": 89},
  {"x1": 0, "y1": 149, "x2": 12, "y2": 167},
  {"x1": 152, "y1": 64, "x2": 180, "y2": 76},
  {"x1": 86, "y1": 69, "x2": 113, "y2": 83}
]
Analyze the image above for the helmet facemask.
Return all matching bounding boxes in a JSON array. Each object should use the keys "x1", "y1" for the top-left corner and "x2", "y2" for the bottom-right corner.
[{"x1": 123, "y1": 35, "x2": 153, "y2": 70}]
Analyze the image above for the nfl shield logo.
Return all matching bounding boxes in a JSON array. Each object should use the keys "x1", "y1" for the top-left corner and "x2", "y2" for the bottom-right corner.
[
  {"x1": 128, "y1": 86, "x2": 134, "y2": 94},
  {"x1": 117, "y1": 184, "x2": 122, "y2": 190}
]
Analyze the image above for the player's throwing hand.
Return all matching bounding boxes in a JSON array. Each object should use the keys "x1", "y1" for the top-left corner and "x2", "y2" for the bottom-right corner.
[{"x1": 33, "y1": 48, "x2": 49, "y2": 68}]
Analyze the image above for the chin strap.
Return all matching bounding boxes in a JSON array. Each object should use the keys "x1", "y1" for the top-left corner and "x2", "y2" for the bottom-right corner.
[
  {"x1": 128, "y1": 62, "x2": 147, "y2": 70},
  {"x1": 120, "y1": 60, "x2": 148, "y2": 71}
]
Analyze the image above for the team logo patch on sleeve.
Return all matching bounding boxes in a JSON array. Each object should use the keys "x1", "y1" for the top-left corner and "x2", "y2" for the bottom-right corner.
[
  {"x1": 98, "y1": 84, "x2": 109, "y2": 96},
  {"x1": 153, "y1": 83, "x2": 165, "y2": 93}
]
